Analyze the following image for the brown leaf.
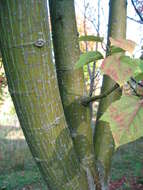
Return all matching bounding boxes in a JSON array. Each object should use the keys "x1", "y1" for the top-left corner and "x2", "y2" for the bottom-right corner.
[{"x1": 109, "y1": 37, "x2": 136, "y2": 54}]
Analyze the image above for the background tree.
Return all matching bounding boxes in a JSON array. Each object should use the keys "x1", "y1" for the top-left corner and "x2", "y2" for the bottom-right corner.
[
  {"x1": 0, "y1": 60, "x2": 7, "y2": 105},
  {"x1": 94, "y1": 0, "x2": 127, "y2": 189}
]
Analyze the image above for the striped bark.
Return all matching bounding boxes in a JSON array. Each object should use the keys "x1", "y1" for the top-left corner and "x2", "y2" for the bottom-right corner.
[
  {"x1": 0, "y1": 1, "x2": 89, "y2": 189},
  {"x1": 49, "y1": 1, "x2": 101, "y2": 189}
]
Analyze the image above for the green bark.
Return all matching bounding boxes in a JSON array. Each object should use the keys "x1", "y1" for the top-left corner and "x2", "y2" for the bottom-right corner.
[
  {"x1": 94, "y1": 0, "x2": 127, "y2": 188},
  {"x1": 0, "y1": 1, "x2": 89, "y2": 189},
  {"x1": 49, "y1": 1, "x2": 101, "y2": 189}
]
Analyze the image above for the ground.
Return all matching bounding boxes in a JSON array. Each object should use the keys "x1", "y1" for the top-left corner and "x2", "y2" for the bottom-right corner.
[{"x1": 0, "y1": 124, "x2": 143, "y2": 190}]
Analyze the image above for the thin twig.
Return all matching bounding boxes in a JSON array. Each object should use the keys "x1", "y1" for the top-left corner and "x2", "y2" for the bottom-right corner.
[
  {"x1": 89, "y1": 62, "x2": 96, "y2": 97},
  {"x1": 131, "y1": 0, "x2": 143, "y2": 22},
  {"x1": 127, "y1": 16, "x2": 143, "y2": 24},
  {"x1": 89, "y1": 0, "x2": 100, "y2": 97}
]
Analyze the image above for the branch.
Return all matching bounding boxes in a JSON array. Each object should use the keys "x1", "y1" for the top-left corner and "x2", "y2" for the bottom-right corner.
[
  {"x1": 127, "y1": 81, "x2": 138, "y2": 96},
  {"x1": 127, "y1": 16, "x2": 143, "y2": 24},
  {"x1": 131, "y1": 77, "x2": 143, "y2": 87},
  {"x1": 81, "y1": 83, "x2": 119, "y2": 106},
  {"x1": 131, "y1": 0, "x2": 143, "y2": 22}
]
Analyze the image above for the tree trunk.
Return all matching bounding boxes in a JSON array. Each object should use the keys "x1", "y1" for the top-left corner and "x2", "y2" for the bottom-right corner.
[
  {"x1": 49, "y1": 1, "x2": 102, "y2": 189},
  {"x1": 0, "y1": 1, "x2": 89, "y2": 189},
  {"x1": 94, "y1": 0, "x2": 127, "y2": 189}
]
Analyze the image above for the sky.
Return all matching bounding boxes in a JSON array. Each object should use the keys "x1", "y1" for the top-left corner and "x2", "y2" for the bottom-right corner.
[{"x1": 75, "y1": 0, "x2": 143, "y2": 58}]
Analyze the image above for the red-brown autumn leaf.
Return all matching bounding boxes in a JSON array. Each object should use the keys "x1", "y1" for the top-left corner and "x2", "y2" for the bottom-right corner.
[
  {"x1": 109, "y1": 37, "x2": 136, "y2": 54},
  {"x1": 101, "y1": 54, "x2": 138, "y2": 86},
  {"x1": 100, "y1": 95, "x2": 143, "y2": 148}
]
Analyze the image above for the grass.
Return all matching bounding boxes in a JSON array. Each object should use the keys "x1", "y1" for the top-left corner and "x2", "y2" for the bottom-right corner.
[
  {"x1": 110, "y1": 137, "x2": 143, "y2": 189},
  {"x1": 111, "y1": 138, "x2": 143, "y2": 180},
  {"x1": 0, "y1": 125, "x2": 47, "y2": 190},
  {"x1": 0, "y1": 125, "x2": 143, "y2": 189},
  {"x1": 0, "y1": 170, "x2": 47, "y2": 190}
]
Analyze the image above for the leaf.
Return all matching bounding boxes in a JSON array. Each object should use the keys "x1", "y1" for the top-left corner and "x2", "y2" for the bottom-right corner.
[
  {"x1": 100, "y1": 95, "x2": 143, "y2": 148},
  {"x1": 134, "y1": 73, "x2": 143, "y2": 82},
  {"x1": 75, "y1": 51, "x2": 104, "y2": 69},
  {"x1": 139, "y1": 60, "x2": 143, "y2": 72},
  {"x1": 110, "y1": 45, "x2": 125, "y2": 55},
  {"x1": 101, "y1": 54, "x2": 138, "y2": 86},
  {"x1": 79, "y1": 35, "x2": 104, "y2": 42},
  {"x1": 109, "y1": 37, "x2": 137, "y2": 54},
  {"x1": 134, "y1": 59, "x2": 143, "y2": 81}
]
